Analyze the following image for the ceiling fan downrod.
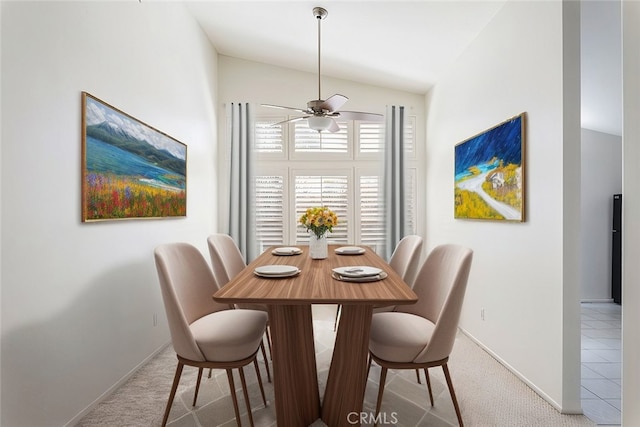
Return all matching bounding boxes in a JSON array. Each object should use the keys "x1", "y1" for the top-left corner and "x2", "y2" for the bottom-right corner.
[
  {"x1": 261, "y1": 6, "x2": 382, "y2": 133},
  {"x1": 313, "y1": 7, "x2": 328, "y2": 104}
]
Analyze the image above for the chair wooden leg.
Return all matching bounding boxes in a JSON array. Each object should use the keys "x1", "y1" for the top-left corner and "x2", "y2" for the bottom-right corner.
[
  {"x1": 193, "y1": 367, "x2": 204, "y2": 406},
  {"x1": 265, "y1": 327, "x2": 273, "y2": 360},
  {"x1": 442, "y1": 363, "x2": 463, "y2": 427},
  {"x1": 424, "y1": 368, "x2": 434, "y2": 406},
  {"x1": 238, "y1": 366, "x2": 254, "y2": 427},
  {"x1": 226, "y1": 369, "x2": 242, "y2": 426},
  {"x1": 259, "y1": 341, "x2": 271, "y2": 383},
  {"x1": 208, "y1": 368, "x2": 212, "y2": 378},
  {"x1": 253, "y1": 358, "x2": 267, "y2": 406},
  {"x1": 162, "y1": 361, "x2": 184, "y2": 427},
  {"x1": 375, "y1": 367, "x2": 388, "y2": 418},
  {"x1": 416, "y1": 368, "x2": 421, "y2": 384}
]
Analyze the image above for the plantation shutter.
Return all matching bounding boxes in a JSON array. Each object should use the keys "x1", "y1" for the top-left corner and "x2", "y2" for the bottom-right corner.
[
  {"x1": 358, "y1": 122, "x2": 385, "y2": 154},
  {"x1": 404, "y1": 116, "x2": 416, "y2": 157},
  {"x1": 254, "y1": 175, "x2": 285, "y2": 252},
  {"x1": 294, "y1": 175, "x2": 349, "y2": 244},
  {"x1": 255, "y1": 118, "x2": 285, "y2": 154},
  {"x1": 359, "y1": 174, "x2": 385, "y2": 253},
  {"x1": 294, "y1": 122, "x2": 349, "y2": 153},
  {"x1": 405, "y1": 169, "x2": 417, "y2": 235}
]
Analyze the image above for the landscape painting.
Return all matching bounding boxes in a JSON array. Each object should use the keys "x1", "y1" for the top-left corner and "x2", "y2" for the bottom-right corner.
[
  {"x1": 81, "y1": 92, "x2": 186, "y2": 222},
  {"x1": 454, "y1": 113, "x2": 525, "y2": 221}
]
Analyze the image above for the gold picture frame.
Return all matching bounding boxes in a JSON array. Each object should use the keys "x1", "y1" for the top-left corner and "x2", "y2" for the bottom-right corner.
[
  {"x1": 454, "y1": 113, "x2": 526, "y2": 221},
  {"x1": 81, "y1": 92, "x2": 187, "y2": 222}
]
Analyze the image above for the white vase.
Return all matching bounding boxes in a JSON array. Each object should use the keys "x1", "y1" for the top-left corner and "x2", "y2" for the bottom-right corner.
[{"x1": 309, "y1": 232, "x2": 328, "y2": 259}]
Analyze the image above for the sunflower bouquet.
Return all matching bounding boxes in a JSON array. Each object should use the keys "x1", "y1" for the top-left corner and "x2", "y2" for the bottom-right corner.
[{"x1": 299, "y1": 206, "x2": 338, "y2": 239}]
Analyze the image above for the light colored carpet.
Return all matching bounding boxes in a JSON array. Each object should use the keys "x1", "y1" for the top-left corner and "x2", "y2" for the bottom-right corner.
[{"x1": 78, "y1": 305, "x2": 595, "y2": 426}]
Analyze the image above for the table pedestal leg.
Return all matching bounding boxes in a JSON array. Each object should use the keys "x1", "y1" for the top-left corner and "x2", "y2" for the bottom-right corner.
[
  {"x1": 322, "y1": 304, "x2": 373, "y2": 427},
  {"x1": 268, "y1": 305, "x2": 320, "y2": 426}
]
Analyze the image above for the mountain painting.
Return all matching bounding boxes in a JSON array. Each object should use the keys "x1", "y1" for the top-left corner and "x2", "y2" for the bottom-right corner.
[
  {"x1": 81, "y1": 92, "x2": 187, "y2": 221},
  {"x1": 454, "y1": 113, "x2": 525, "y2": 221}
]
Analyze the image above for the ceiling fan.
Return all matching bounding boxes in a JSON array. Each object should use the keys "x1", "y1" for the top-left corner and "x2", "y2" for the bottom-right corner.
[{"x1": 261, "y1": 6, "x2": 384, "y2": 133}]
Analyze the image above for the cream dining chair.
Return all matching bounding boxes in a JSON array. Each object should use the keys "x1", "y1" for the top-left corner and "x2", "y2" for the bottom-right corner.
[
  {"x1": 154, "y1": 243, "x2": 268, "y2": 427},
  {"x1": 368, "y1": 244, "x2": 473, "y2": 426},
  {"x1": 376, "y1": 235, "x2": 424, "y2": 312},
  {"x1": 207, "y1": 234, "x2": 272, "y2": 374}
]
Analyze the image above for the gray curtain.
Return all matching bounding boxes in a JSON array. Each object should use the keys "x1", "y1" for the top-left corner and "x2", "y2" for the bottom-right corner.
[
  {"x1": 383, "y1": 105, "x2": 406, "y2": 260},
  {"x1": 227, "y1": 102, "x2": 257, "y2": 261}
]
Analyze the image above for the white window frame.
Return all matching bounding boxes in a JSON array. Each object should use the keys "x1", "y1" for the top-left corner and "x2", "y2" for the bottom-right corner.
[{"x1": 253, "y1": 115, "x2": 416, "y2": 251}]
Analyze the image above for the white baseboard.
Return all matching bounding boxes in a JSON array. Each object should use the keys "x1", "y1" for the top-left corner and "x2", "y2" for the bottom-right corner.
[
  {"x1": 581, "y1": 298, "x2": 615, "y2": 303},
  {"x1": 458, "y1": 328, "x2": 583, "y2": 415}
]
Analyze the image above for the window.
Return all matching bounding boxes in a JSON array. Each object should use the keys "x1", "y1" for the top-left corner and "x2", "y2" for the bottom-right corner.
[
  {"x1": 293, "y1": 173, "x2": 349, "y2": 243},
  {"x1": 253, "y1": 115, "x2": 416, "y2": 255}
]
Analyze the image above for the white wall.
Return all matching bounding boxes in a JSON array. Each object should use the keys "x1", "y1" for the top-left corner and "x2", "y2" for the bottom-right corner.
[
  {"x1": 0, "y1": 2, "x2": 218, "y2": 426},
  {"x1": 425, "y1": 1, "x2": 581, "y2": 412},
  {"x1": 216, "y1": 55, "x2": 427, "y2": 236},
  {"x1": 580, "y1": 129, "x2": 622, "y2": 301},
  {"x1": 622, "y1": 2, "x2": 640, "y2": 425},
  {"x1": 0, "y1": 0, "x2": 3, "y2": 417}
]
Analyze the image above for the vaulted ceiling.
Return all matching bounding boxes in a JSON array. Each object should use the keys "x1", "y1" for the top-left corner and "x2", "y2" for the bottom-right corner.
[{"x1": 184, "y1": 1, "x2": 622, "y2": 136}]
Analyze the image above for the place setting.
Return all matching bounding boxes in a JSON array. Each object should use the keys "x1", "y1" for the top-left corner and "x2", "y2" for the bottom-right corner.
[
  {"x1": 254, "y1": 265, "x2": 301, "y2": 278},
  {"x1": 271, "y1": 246, "x2": 303, "y2": 256},
  {"x1": 334, "y1": 246, "x2": 366, "y2": 255},
  {"x1": 331, "y1": 266, "x2": 387, "y2": 283}
]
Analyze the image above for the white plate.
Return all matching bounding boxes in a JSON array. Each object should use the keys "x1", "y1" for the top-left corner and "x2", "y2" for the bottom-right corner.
[
  {"x1": 255, "y1": 270, "x2": 300, "y2": 278},
  {"x1": 335, "y1": 246, "x2": 366, "y2": 255},
  {"x1": 332, "y1": 271, "x2": 388, "y2": 283},
  {"x1": 255, "y1": 265, "x2": 300, "y2": 276},
  {"x1": 272, "y1": 247, "x2": 303, "y2": 256},
  {"x1": 332, "y1": 266, "x2": 383, "y2": 278}
]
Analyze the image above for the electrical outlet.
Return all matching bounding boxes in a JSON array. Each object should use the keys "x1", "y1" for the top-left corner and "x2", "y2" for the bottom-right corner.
[{"x1": 481, "y1": 308, "x2": 485, "y2": 321}]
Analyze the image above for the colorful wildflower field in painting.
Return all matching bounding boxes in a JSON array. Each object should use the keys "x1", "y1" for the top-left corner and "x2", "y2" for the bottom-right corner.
[
  {"x1": 82, "y1": 93, "x2": 186, "y2": 221},
  {"x1": 85, "y1": 173, "x2": 185, "y2": 219}
]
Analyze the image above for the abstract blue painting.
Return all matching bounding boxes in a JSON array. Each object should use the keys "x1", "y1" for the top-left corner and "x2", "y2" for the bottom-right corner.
[{"x1": 454, "y1": 113, "x2": 525, "y2": 221}]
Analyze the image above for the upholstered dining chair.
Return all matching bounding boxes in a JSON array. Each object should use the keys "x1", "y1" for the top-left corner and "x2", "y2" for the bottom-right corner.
[
  {"x1": 388, "y1": 235, "x2": 424, "y2": 288},
  {"x1": 376, "y1": 235, "x2": 423, "y2": 313},
  {"x1": 334, "y1": 235, "x2": 423, "y2": 330},
  {"x1": 368, "y1": 244, "x2": 473, "y2": 426},
  {"x1": 207, "y1": 234, "x2": 272, "y2": 372},
  {"x1": 154, "y1": 243, "x2": 269, "y2": 427}
]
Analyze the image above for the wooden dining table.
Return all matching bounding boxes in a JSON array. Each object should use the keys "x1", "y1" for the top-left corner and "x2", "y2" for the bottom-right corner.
[{"x1": 213, "y1": 244, "x2": 418, "y2": 427}]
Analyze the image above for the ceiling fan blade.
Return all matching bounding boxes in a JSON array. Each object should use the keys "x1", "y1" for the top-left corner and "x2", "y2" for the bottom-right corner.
[
  {"x1": 337, "y1": 111, "x2": 384, "y2": 122},
  {"x1": 273, "y1": 116, "x2": 310, "y2": 126},
  {"x1": 319, "y1": 94, "x2": 349, "y2": 113},
  {"x1": 328, "y1": 118, "x2": 340, "y2": 133},
  {"x1": 261, "y1": 103, "x2": 309, "y2": 114}
]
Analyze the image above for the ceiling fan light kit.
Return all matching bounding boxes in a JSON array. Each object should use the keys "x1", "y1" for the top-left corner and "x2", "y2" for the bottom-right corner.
[
  {"x1": 307, "y1": 116, "x2": 333, "y2": 131},
  {"x1": 261, "y1": 6, "x2": 383, "y2": 133}
]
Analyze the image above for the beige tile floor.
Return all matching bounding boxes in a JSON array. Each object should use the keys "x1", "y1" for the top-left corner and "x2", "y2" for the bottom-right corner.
[{"x1": 581, "y1": 302, "x2": 622, "y2": 426}]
